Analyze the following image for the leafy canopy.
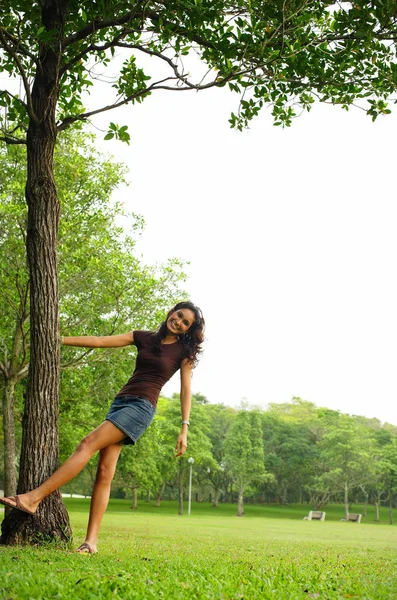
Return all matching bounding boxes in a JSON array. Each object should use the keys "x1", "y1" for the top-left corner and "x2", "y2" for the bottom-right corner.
[{"x1": 1, "y1": 0, "x2": 397, "y2": 145}]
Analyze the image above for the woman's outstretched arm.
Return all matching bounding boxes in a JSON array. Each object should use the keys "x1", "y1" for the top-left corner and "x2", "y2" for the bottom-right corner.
[
  {"x1": 62, "y1": 332, "x2": 134, "y2": 348},
  {"x1": 175, "y1": 358, "x2": 193, "y2": 457}
]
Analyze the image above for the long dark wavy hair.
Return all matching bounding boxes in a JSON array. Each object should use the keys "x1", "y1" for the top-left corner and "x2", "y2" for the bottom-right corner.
[{"x1": 154, "y1": 301, "x2": 205, "y2": 367}]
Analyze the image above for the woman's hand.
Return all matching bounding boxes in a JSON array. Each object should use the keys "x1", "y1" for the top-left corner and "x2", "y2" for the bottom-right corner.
[{"x1": 175, "y1": 432, "x2": 187, "y2": 457}]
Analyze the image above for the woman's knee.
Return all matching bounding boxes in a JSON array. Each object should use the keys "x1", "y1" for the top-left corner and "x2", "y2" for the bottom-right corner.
[
  {"x1": 76, "y1": 433, "x2": 97, "y2": 457},
  {"x1": 95, "y1": 445, "x2": 121, "y2": 483},
  {"x1": 95, "y1": 460, "x2": 116, "y2": 484},
  {"x1": 77, "y1": 422, "x2": 125, "y2": 457}
]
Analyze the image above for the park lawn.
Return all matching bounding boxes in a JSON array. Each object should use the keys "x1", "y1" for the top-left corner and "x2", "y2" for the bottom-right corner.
[
  {"x1": 1, "y1": 500, "x2": 397, "y2": 599},
  {"x1": 63, "y1": 498, "x2": 394, "y2": 523}
]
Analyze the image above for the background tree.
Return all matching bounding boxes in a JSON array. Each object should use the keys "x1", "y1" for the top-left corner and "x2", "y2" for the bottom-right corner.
[
  {"x1": 116, "y1": 420, "x2": 163, "y2": 510},
  {"x1": 1, "y1": 0, "x2": 397, "y2": 543},
  {"x1": 377, "y1": 439, "x2": 397, "y2": 525},
  {"x1": 156, "y1": 394, "x2": 214, "y2": 515},
  {"x1": 266, "y1": 399, "x2": 337, "y2": 507},
  {"x1": 261, "y1": 412, "x2": 314, "y2": 505},
  {"x1": 313, "y1": 415, "x2": 377, "y2": 520},
  {"x1": 365, "y1": 430, "x2": 396, "y2": 522},
  {"x1": 223, "y1": 407, "x2": 267, "y2": 516},
  {"x1": 204, "y1": 403, "x2": 236, "y2": 506}
]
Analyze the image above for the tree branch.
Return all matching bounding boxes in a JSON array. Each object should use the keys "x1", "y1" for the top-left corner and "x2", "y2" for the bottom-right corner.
[
  {"x1": 57, "y1": 78, "x2": 163, "y2": 130},
  {"x1": 60, "y1": 348, "x2": 95, "y2": 369},
  {"x1": 116, "y1": 42, "x2": 189, "y2": 83},
  {"x1": 0, "y1": 336, "x2": 9, "y2": 375},
  {"x1": 0, "y1": 134, "x2": 27, "y2": 145},
  {"x1": 0, "y1": 361, "x2": 8, "y2": 377},
  {"x1": 60, "y1": 31, "x2": 130, "y2": 76},
  {"x1": 322, "y1": 32, "x2": 397, "y2": 43},
  {"x1": 62, "y1": 9, "x2": 143, "y2": 48},
  {"x1": 0, "y1": 27, "x2": 38, "y2": 62},
  {"x1": 62, "y1": 8, "x2": 217, "y2": 53},
  {"x1": 145, "y1": 11, "x2": 219, "y2": 51},
  {"x1": 60, "y1": 345, "x2": 125, "y2": 369},
  {"x1": 0, "y1": 29, "x2": 38, "y2": 123},
  {"x1": 57, "y1": 67, "x2": 242, "y2": 131},
  {"x1": 16, "y1": 365, "x2": 29, "y2": 383},
  {"x1": 0, "y1": 89, "x2": 28, "y2": 111}
]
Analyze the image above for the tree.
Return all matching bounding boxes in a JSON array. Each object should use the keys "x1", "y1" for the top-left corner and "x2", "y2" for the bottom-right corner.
[
  {"x1": 313, "y1": 415, "x2": 377, "y2": 520},
  {"x1": 261, "y1": 412, "x2": 314, "y2": 505},
  {"x1": 156, "y1": 394, "x2": 214, "y2": 515},
  {"x1": 2, "y1": 0, "x2": 397, "y2": 544},
  {"x1": 0, "y1": 131, "x2": 187, "y2": 541},
  {"x1": 367, "y1": 436, "x2": 397, "y2": 524},
  {"x1": 204, "y1": 403, "x2": 236, "y2": 506},
  {"x1": 223, "y1": 407, "x2": 266, "y2": 516},
  {"x1": 380, "y1": 441, "x2": 397, "y2": 525}
]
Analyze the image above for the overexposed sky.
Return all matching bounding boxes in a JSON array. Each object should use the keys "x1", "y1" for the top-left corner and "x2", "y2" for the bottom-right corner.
[{"x1": 91, "y1": 80, "x2": 397, "y2": 426}]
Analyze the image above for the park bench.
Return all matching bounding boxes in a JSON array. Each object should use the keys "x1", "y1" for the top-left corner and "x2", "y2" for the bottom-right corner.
[
  {"x1": 303, "y1": 510, "x2": 326, "y2": 521},
  {"x1": 341, "y1": 513, "x2": 362, "y2": 523}
]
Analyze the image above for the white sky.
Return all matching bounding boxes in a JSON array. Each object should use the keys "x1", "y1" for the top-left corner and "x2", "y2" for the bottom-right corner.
[{"x1": 91, "y1": 80, "x2": 397, "y2": 427}]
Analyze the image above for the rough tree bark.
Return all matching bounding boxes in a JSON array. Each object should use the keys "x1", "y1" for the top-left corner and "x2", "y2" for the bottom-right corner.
[
  {"x1": 1, "y1": 0, "x2": 72, "y2": 544},
  {"x1": 2, "y1": 379, "x2": 17, "y2": 503}
]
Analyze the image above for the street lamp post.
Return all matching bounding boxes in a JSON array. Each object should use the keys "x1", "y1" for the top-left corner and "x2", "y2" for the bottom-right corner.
[{"x1": 188, "y1": 457, "x2": 194, "y2": 515}]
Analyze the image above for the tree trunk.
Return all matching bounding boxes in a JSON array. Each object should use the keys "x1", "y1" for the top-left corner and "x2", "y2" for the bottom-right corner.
[
  {"x1": 2, "y1": 379, "x2": 17, "y2": 506},
  {"x1": 344, "y1": 484, "x2": 349, "y2": 521},
  {"x1": 131, "y1": 488, "x2": 138, "y2": 510},
  {"x1": 374, "y1": 500, "x2": 380, "y2": 522},
  {"x1": 237, "y1": 488, "x2": 244, "y2": 516},
  {"x1": 178, "y1": 461, "x2": 184, "y2": 516},
  {"x1": 228, "y1": 483, "x2": 233, "y2": 503},
  {"x1": 1, "y1": 1, "x2": 72, "y2": 545},
  {"x1": 155, "y1": 482, "x2": 165, "y2": 507},
  {"x1": 212, "y1": 487, "x2": 220, "y2": 507},
  {"x1": 361, "y1": 487, "x2": 368, "y2": 517}
]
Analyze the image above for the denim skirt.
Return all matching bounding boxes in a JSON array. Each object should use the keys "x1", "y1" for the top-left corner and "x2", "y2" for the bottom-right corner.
[{"x1": 105, "y1": 396, "x2": 155, "y2": 445}]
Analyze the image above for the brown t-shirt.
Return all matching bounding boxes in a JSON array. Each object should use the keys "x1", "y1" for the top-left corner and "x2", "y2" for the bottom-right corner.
[{"x1": 115, "y1": 330, "x2": 184, "y2": 408}]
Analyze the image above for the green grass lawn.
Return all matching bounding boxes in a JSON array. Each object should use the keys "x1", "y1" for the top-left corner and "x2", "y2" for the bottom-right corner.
[{"x1": 1, "y1": 500, "x2": 397, "y2": 599}]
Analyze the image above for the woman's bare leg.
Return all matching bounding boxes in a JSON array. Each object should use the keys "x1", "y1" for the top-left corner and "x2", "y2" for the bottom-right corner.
[
  {"x1": 1, "y1": 421, "x2": 125, "y2": 514},
  {"x1": 77, "y1": 443, "x2": 123, "y2": 553}
]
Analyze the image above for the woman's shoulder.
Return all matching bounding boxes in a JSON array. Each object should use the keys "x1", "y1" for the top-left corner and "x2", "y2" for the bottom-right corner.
[{"x1": 134, "y1": 330, "x2": 156, "y2": 345}]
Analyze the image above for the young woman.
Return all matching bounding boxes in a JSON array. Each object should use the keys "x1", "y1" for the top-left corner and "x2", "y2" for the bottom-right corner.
[{"x1": 0, "y1": 301, "x2": 205, "y2": 554}]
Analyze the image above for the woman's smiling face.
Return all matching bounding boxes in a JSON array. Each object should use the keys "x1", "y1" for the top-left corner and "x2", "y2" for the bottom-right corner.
[{"x1": 167, "y1": 308, "x2": 195, "y2": 335}]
